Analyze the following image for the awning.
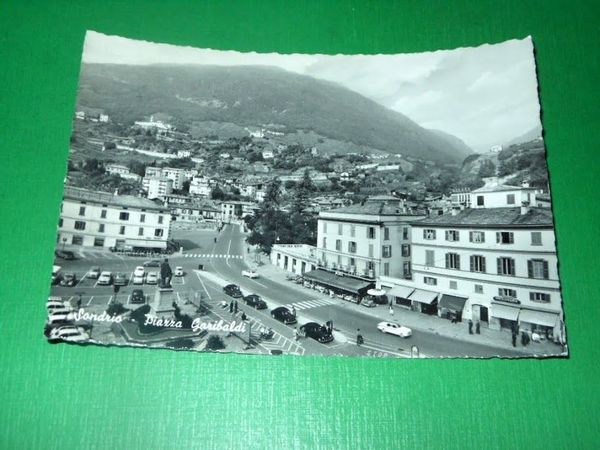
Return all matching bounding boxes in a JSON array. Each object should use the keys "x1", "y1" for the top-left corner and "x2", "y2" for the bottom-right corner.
[
  {"x1": 388, "y1": 285, "x2": 415, "y2": 299},
  {"x1": 492, "y1": 303, "x2": 520, "y2": 321},
  {"x1": 303, "y1": 270, "x2": 373, "y2": 294},
  {"x1": 408, "y1": 289, "x2": 438, "y2": 305},
  {"x1": 519, "y1": 309, "x2": 559, "y2": 328},
  {"x1": 439, "y1": 294, "x2": 467, "y2": 312}
]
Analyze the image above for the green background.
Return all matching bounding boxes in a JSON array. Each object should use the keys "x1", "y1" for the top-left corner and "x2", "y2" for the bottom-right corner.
[{"x1": 1, "y1": 1, "x2": 598, "y2": 448}]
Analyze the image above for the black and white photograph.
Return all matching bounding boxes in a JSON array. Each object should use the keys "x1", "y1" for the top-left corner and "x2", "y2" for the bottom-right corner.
[{"x1": 46, "y1": 31, "x2": 567, "y2": 358}]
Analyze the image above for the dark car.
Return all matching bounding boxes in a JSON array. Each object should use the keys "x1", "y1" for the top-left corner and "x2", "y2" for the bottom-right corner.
[
  {"x1": 130, "y1": 289, "x2": 145, "y2": 304},
  {"x1": 55, "y1": 250, "x2": 75, "y2": 260},
  {"x1": 299, "y1": 322, "x2": 334, "y2": 343},
  {"x1": 114, "y1": 272, "x2": 128, "y2": 286},
  {"x1": 243, "y1": 294, "x2": 267, "y2": 310},
  {"x1": 59, "y1": 272, "x2": 77, "y2": 287},
  {"x1": 223, "y1": 284, "x2": 243, "y2": 298},
  {"x1": 271, "y1": 306, "x2": 297, "y2": 325},
  {"x1": 143, "y1": 260, "x2": 161, "y2": 268}
]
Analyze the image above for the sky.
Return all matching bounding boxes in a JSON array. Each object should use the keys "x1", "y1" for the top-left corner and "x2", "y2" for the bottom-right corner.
[{"x1": 82, "y1": 31, "x2": 543, "y2": 152}]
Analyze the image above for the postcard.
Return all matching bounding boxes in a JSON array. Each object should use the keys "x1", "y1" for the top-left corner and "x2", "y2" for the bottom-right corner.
[{"x1": 45, "y1": 31, "x2": 567, "y2": 358}]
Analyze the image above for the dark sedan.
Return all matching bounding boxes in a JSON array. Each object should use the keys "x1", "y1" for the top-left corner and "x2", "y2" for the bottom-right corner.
[
  {"x1": 59, "y1": 272, "x2": 77, "y2": 287},
  {"x1": 130, "y1": 289, "x2": 145, "y2": 304},
  {"x1": 243, "y1": 294, "x2": 267, "y2": 310},
  {"x1": 299, "y1": 322, "x2": 334, "y2": 343},
  {"x1": 143, "y1": 260, "x2": 161, "y2": 267},
  {"x1": 271, "y1": 306, "x2": 297, "y2": 325},
  {"x1": 55, "y1": 250, "x2": 75, "y2": 260},
  {"x1": 223, "y1": 284, "x2": 243, "y2": 298},
  {"x1": 114, "y1": 272, "x2": 128, "y2": 286}
]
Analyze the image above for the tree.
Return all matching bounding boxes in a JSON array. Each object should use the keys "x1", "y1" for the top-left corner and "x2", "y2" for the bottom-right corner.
[
  {"x1": 210, "y1": 185, "x2": 226, "y2": 200},
  {"x1": 478, "y1": 160, "x2": 496, "y2": 178},
  {"x1": 128, "y1": 160, "x2": 147, "y2": 177},
  {"x1": 180, "y1": 179, "x2": 191, "y2": 195}
]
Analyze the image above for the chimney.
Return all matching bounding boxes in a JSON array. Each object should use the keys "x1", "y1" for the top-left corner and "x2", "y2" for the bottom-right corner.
[
  {"x1": 522, "y1": 180, "x2": 530, "y2": 188},
  {"x1": 520, "y1": 201, "x2": 530, "y2": 215}
]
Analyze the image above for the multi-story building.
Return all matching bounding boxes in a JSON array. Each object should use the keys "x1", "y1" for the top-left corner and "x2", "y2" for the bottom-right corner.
[
  {"x1": 470, "y1": 183, "x2": 541, "y2": 209},
  {"x1": 105, "y1": 164, "x2": 142, "y2": 182},
  {"x1": 189, "y1": 176, "x2": 213, "y2": 197},
  {"x1": 142, "y1": 176, "x2": 173, "y2": 200},
  {"x1": 405, "y1": 206, "x2": 564, "y2": 341},
  {"x1": 220, "y1": 201, "x2": 257, "y2": 220},
  {"x1": 450, "y1": 188, "x2": 471, "y2": 209},
  {"x1": 172, "y1": 203, "x2": 220, "y2": 223},
  {"x1": 57, "y1": 186, "x2": 171, "y2": 250},
  {"x1": 144, "y1": 166, "x2": 188, "y2": 190},
  {"x1": 317, "y1": 203, "x2": 424, "y2": 281}
]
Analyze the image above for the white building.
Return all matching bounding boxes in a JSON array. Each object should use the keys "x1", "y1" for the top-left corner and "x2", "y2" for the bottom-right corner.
[
  {"x1": 134, "y1": 116, "x2": 173, "y2": 131},
  {"x1": 172, "y1": 203, "x2": 220, "y2": 223},
  {"x1": 143, "y1": 177, "x2": 173, "y2": 200},
  {"x1": 376, "y1": 164, "x2": 401, "y2": 172},
  {"x1": 403, "y1": 207, "x2": 564, "y2": 341},
  {"x1": 57, "y1": 186, "x2": 171, "y2": 250},
  {"x1": 271, "y1": 244, "x2": 319, "y2": 275},
  {"x1": 189, "y1": 176, "x2": 213, "y2": 197},
  {"x1": 105, "y1": 164, "x2": 130, "y2": 176},
  {"x1": 262, "y1": 150, "x2": 274, "y2": 159},
  {"x1": 99, "y1": 114, "x2": 109, "y2": 123},
  {"x1": 144, "y1": 166, "x2": 188, "y2": 190},
  {"x1": 177, "y1": 150, "x2": 191, "y2": 158},
  {"x1": 470, "y1": 183, "x2": 540, "y2": 209},
  {"x1": 450, "y1": 188, "x2": 471, "y2": 209}
]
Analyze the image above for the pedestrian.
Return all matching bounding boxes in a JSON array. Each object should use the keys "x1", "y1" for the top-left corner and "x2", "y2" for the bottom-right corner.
[
  {"x1": 234, "y1": 300, "x2": 238, "y2": 313},
  {"x1": 241, "y1": 312, "x2": 247, "y2": 321},
  {"x1": 294, "y1": 327, "x2": 299, "y2": 341},
  {"x1": 511, "y1": 332, "x2": 517, "y2": 348},
  {"x1": 468, "y1": 319, "x2": 473, "y2": 335},
  {"x1": 389, "y1": 305, "x2": 394, "y2": 316},
  {"x1": 229, "y1": 301, "x2": 234, "y2": 313},
  {"x1": 521, "y1": 331, "x2": 530, "y2": 346},
  {"x1": 356, "y1": 329, "x2": 363, "y2": 346},
  {"x1": 76, "y1": 294, "x2": 82, "y2": 309},
  {"x1": 476, "y1": 321, "x2": 481, "y2": 334},
  {"x1": 291, "y1": 305, "x2": 297, "y2": 318}
]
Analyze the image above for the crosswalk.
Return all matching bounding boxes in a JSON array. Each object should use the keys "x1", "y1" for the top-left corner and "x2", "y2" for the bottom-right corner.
[
  {"x1": 183, "y1": 253, "x2": 243, "y2": 259},
  {"x1": 287, "y1": 298, "x2": 338, "y2": 311},
  {"x1": 72, "y1": 249, "x2": 125, "y2": 260}
]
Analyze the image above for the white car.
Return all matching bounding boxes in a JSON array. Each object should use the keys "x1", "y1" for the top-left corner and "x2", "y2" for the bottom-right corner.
[
  {"x1": 174, "y1": 266, "x2": 184, "y2": 277},
  {"x1": 242, "y1": 269, "x2": 259, "y2": 279},
  {"x1": 145, "y1": 272, "x2": 158, "y2": 284},
  {"x1": 97, "y1": 271, "x2": 112, "y2": 286},
  {"x1": 47, "y1": 302, "x2": 74, "y2": 314},
  {"x1": 377, "y1": 321, "x2": 412, "y2": 338},
  {"x1": 133, "y1": 266, "x2": 145, "y2": 285},
  {"x1": 47, "y1": 311, "x2": 75, "y2": 325},
  {"x1": 88, "y1": 266, "x2": 101, "y2": 279},
  {"x1": 48, "y1": 326, "x2": 90, "y2": 343}
]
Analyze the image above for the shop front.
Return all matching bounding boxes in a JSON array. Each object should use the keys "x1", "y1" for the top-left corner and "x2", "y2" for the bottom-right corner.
[
  {"x1": 489, "y1": 301, "x2": 520, "y2": 331},
  {"x1": 518, "y1": 308, "x2": 560, "y2": 341},
  {"x1": 438, "y1": 294, "x2": 467, "y2": 322},
  {"x1": 387, "y1": 285, "x2": 414, "y2": 308},
  {"x1": 302, "y1": 269, "x2": 373, "y2": 301},
  {"x1": 407, "y1": 289, "x2": 439, "y2": 315}
]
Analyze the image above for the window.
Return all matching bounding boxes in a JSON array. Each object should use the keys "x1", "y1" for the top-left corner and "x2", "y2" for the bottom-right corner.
[
  {"x1": 155, "y1": 229, "x2": 164, "y2": 237},
  {"x1": 98, "y1": 224, "x2": 105, "y2": 233},
  {"x1": 401, "y1": 244, "x2": 411, "y2": 257},
  {"x1": 425, "y1": 250, "x2": 434, "y2": 266},
  {"x1": 403, "y1": 261, "x2": 411, "y2": 279},
  {"x1": 424, "y1": 276, "x2": 437, "y2": 286},
  {"x1": 140, "y1": 214, "x2": 146, "y2": 223},
  {"x1": 367, "y1": 227, "x2": 376, "y2": 239},
  {"x1": 474, "y1": 284, "x2": 483, "y2": 294},
  {"x1": 94, "y1": 237, "x2": 104, "y2": 247},
  {"x1": 496, "y1": 232, "x2": 514, "y2": 244},
  {"x1": 138, "y1": 227, "x2": 144, "y2": 236},
  {"x1": 338, "y1": 223, "x2": 343, "y2": 235},
  {"x1": 403, "y1": 227, "x2": 409, "y2": 240},
  {"x1": 499, "y1": 288, "x2": 517, "y2": 298},
  {"x1": 423, "y1": 229, "x2": 436, "y2": 240},
  {"x1": 100, "y1": 209, "x2": 107, "y2": 219},
  {"x1": 530, "y1": 292, "x2": 551, "y2": 303},
  {"x1": 368, "y1": 244, "x2": 374, "y2": 257},
  {"x1": 366, "y1": 261, "x2": 374, "y2": 272},
  {"x1": 322, "y1": 237, "x2": 327, "y2": 248},
  {"x1": 477, "y1": 195, "x2": 484, "y2": 206},
  {"x1": 350, "y1": 225, "x2": 355, "y2": 237},
  {"x1": 445, "y1": 253, "x2": 461, "y2": 270},
  {"x1": 348, "y1": 241, "x2": 357, "y2": 253},
  {"x1": 335, "y1": 239, "x2": 342, "y2": 251},
  {"x1": 382, "y1": 245, "x2": 392, "y2": 258},
  {"x1": 528, "y1": 259, "x2": 549, "y2": 279},
  {"x1": 384, "y1": 227, "x2": 390, "y2": 241},
  {"x1": 470, "y1": 255, "x2": 486, "y2": 273},
  {"x1": 72, "y1": 236, "x2": 83, "y2": 245},
  {"x1": 497, "y1": 257, "x2": 516, "y2": 276},
  {"x1": 449, "y1": 281, "x2": 457, "y2": 290},
  {"x1": 445, "y1": 230, "x2": 459, "y2": 242},
  {"x1": 349, "y1": 257, "x2": 356, "y2": 267},
  {"x1": 531, "y1": 231, "x2": 542, "y2": 246},
  {"x1": 58, "y1": 218, "x2": 63, "y2": 228},
  {"x1": 119, "y1": 212, "x2": 129, "y2": 221},
  {"x1": 383, "y1": 262, "x2": 390, "y2": 276},
  {"x1": 507, "y1": 194, "x2": 515, "y2": 205},
  {"x1": 469, "y1": 231, "x2": 485, "y2": 243},
  {"x1": 322, "y1": 221, "x2": 328, "y2": 233},
  {"x1": 119, "y1": 226, "x2": 125, "y2": 235},
  {"x1": 337, "y1": 254, "x2": 342, "y2": 265},
  {"x1": 79, "y1": 206, "x2": 86, "y2": 216},
  {"x1": 74, "y1": 220, "x2": 86, "y2": 230}
]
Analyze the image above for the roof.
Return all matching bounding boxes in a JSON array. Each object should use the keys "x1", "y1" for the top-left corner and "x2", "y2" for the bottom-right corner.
[
  {"x1": 303, "y1": 270, "x2": 373, "y2": 294},
  {"x1": 63, "y1": 186, "x2": 166, "y2": 211},
  {"x1": 323, "y1": 203, "x2": 421, "y2": 217},
  {"x1": 414, "y1": 207, "x2": 553, "y2": 228},
  {"x1": 471, "y1": 184, "x2": 535, "y2": 193}
]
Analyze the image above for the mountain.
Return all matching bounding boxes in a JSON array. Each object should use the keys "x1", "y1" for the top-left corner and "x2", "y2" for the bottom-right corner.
[
  {"x1": 428, "y1": 129, "x2": 473, "y2": 158},
  {"x1": 505, "y1": 125, "x2": 542, "y2": 147},
  {"x1": 76, "y1": 63, "x2": 473, "y2": 163}
]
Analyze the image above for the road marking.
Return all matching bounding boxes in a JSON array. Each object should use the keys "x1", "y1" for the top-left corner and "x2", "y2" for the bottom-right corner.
[
  {"x1": 194, "y1": 271, "x2": 212, "y2": 301},
  {"x1": 86, "y1": 296, "x2": 94, "y2": 306},
  {"x1": 75, "y1": 272, "x2": 88, "y2": 287},
  {"x1": 106, "y1": 295, "x2": 113, "y2": 305},
  {"x1": 126, "y1": 294, "x2": 131, "y2": 305}
]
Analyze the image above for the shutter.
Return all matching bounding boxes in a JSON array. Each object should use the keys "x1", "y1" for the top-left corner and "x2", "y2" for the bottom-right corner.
[
  {"x1": 423, "y1": 229, "x2": 426, "y2": 239},
  {"x1": 543, "y1": 260, "x2": 549, "y2": 279},
  {"x1": 496, "y1": 232, "x2": 501, "y2": 243},
  {"x1": 456, "y1": 255, "x2": 460, "y2": 270},
  {"x1": 509, "y1": 233, "x2": 514, "y2": 244},
  {"x1": 445, "y1": 230, "x2": 449, "y2": 240},
  {"x1": 482, "y1": 257, "x2": 486, "y2": 273},
  {"x1": 470, "y1": 256, "x2": 474, "y2": 272},
  {"x1": 497, "y1": 258, "x2": 502, "y2": 274},
  {"x1": 445, "y1": 253, "x2": 450, "y2": 268},
  {"x1": 527, "y1": 260, "x2": 533, "y2": 278},
  {"x1": 469, "y1": 231, "x2": 473, "y2": 242}
]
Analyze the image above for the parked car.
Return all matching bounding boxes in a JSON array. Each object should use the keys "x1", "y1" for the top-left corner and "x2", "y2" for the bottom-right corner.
[
  {"x1": 132, "y1": 266, "x2": 145, "y2": 285},
  {"x1": 114, "y1": 272, "x2": 128, "y2": 286},
  {"x1": 299, "y1": 322, "x2": 334, "y2": 343},
  {"x1": 223, "y1": 284, "x2": 243, "y2": 298},
  {"x1": 97, "y1": 271, "x2": 113, "y2": 286},
  {"x1": 51, "y1": 265, "x2": 62, "y2": 285},
  {"x1": 46, "y1": 297, "x2": 73, "y2": 312},
  {"x1": 55, "y1": 249, "x2": 75, "y2": 260},
  {"x1": 59, "y1": 272, "x2": 77, "y2": 287},
  {"x1": 243, "y1": 294, "x2": 267, "y2": 310},
  {"x1": 360, "y1": 298, "x2": 376, "y2": 308},
  {"x1": 174, "y1": 266, "x2": 184, "y2": 277},
  {"x1": 47, "y1": 311, "x2": 75, "y2": 325},
  {"x1": 241, "y1": 269, "x2": 259, "y2": 279},
  {"x1": 377, "y1": 321, "x2": 412, "y2": 338},
  {"x1": 130, "y1": 289, "x2": 145, "y2": 304},
  {"x1": 271, "y1": 306, "x2": 297, "y2": 325},
  {"x1": 48, "y1": 326, "x2": 90, "y2": 343},
  {"x1": 143, "y1": 260, "x2": 161, "y2": 267},
  {"x1": 145, "y1": 272, "x2": 158, "y2": 285},
  {"x1": 88, "y1": 266, "x2": 101, "y2": 279}
]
